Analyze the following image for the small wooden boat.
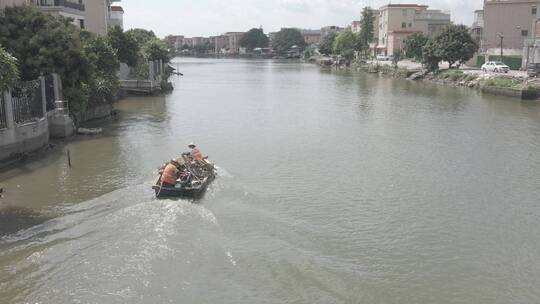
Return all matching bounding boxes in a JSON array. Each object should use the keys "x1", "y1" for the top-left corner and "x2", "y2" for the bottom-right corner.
[{"x1": 153, "y1": 158, "x2": 216, "y2": 198}]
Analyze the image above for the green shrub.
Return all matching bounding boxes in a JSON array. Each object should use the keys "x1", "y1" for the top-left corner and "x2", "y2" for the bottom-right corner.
[
  {"x1": 464, "y1": 73, "x2": 478, "y2": 81},
  {"x1": 482, "y1": 77, "x2": 522, "y2": 88},
  {"x1": 438, "y1": 69, "x2": 465, "y2": 81},
  {"x1": 0, "y1": 45, "x2": 19, "y2": 91}
]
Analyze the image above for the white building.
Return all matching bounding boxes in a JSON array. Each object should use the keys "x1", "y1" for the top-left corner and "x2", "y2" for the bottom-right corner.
[{"x1": 109, "y1": 4, "x2": 123, "y2": 29}]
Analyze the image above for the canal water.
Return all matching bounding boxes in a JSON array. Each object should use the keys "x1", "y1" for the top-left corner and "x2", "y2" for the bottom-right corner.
[{"x1": 1, "y1": 58, "x2": 540, "y2": 303}]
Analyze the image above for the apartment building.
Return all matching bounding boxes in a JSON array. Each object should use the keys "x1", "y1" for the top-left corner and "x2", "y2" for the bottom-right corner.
[
  {"x1": 225, "y1": 32, "x2": 245, "y2": 54},
  {"x1": 192, "y1": 37, "x2": 210, "y2": 47},
  {"x1": 300, "y1": 29, "x2": 322, "y2": 45},
  {"x1": 483, "y1": 0, "x2": 540, "y2": 55},
  {"x1": 210, "y1": 35, "x2": 229, "y2": 53},
  {"x1": 377, "y1": 4, "x2": 450, "y2": 56},
  {"x1": 321, "y1": 26, "x2": 343, "y2": 38},
  {"x1": 0, "y1": 0, "x2": 86, "y2": 29}
]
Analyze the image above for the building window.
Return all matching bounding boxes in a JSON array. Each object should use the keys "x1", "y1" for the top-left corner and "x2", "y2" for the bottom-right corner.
[
  {"x1": 402, "y1": 22, "x2": 406, "y2": 28},
  {"x1": 533, "y1": 7, "x2": 537, "y2": 15},
  {"x1": 402, "y1": 9, "x2": 407, "y2": 16},
  {"x1": 408, "y1": 23, "x2": 412, "y2": 28},
  {"x1": 79, "y1": 19, "x2": 85, "y2": 29},
  {"x1": 522, "y1": 30, "x2": 529, "y2": 36}
]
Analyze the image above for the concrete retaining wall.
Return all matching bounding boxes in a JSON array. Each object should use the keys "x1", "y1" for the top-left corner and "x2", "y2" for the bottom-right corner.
[
  {"x1": 74, "y1": 104, "x2": 113, "y2": 124},
  {"x1": 481, "y1": 86, "x2": 537, "y2": 100},
  {"x1": 0, "y1": 118, "x2": 49, "y2": 161}
]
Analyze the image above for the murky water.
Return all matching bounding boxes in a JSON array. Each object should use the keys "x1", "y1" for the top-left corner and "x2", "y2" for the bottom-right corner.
[{"x1": 1, "y1": 58, "x2": 540, "y2": 303}]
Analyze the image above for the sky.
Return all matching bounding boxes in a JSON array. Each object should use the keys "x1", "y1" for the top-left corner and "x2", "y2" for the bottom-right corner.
[{"x1": 120, "y1": 0, "x2": 484, "y2": 38}]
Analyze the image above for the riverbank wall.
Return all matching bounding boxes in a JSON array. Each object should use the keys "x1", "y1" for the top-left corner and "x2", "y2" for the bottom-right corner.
[
  {"x1": 1, "y1": 79, "x2": 55, "y2": 163},
  {"x1": 341, "y1": 59, "x2": 540, "y2": 101}
]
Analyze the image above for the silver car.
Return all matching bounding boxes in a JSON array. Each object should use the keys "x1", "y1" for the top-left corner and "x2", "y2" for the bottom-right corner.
[{"x1": 481, "y1": 61, "x2": 510, "y2": 73}]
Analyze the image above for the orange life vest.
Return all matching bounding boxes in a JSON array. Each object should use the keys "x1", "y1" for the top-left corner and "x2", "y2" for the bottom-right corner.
[{"x1": 160, "y1": 163, "x2": 179, "y2": 185}]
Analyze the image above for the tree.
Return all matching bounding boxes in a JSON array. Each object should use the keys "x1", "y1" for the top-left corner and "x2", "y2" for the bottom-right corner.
[
  {"x1": 107, "y1": 25, "x2": 139, "y2": 66},
  {"x1": 0, "y1": 6, "x2": 92, "y2": 106},
  {"x1": 404, "y1": 32, "x2": 428, "y2": 62},
  {"x1": 422, "y1": 39, "x2": 441, "y2": 71},
  {"x1": 392, "y1": 49, "x2": 403, "y2": 67},
  {"x1": 83, "y1": 35, "x2": 119, "y2": 75},
  {"x1": 240, "y1": 28, "x2": 269, "y2": 51},
  {"x1": 319, "y1": 32, "x2": 337, "y2": 55},
  {"x1": 429, "y1": 24, "x2": 478, "y2": 69},
  {"x1": 125, "y1": 28, "x2": 156, "y2": 45},
  {"x1": 82, "y1": 35, "x2": 120, "y2": 105},
  {"x1": 358, "y1": 7, "x2": 375, "y2": 54},
  {"x1": 271, "y1": 28, "x2": 306, "y2": 55},
  {"x1": 333, "y1": 28, "x2": 357, "y2": 55},
  {"x1": 144, "y1": 39, "x2": 172, "y2": 62},
  {"x1": 0, "y1": 45, "x2": 19, "y2": 91}
]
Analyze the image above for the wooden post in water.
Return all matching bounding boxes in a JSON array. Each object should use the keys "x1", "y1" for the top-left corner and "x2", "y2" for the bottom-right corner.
[{"x1": 67, "y1": 149, "x2": 72, "y2": 168}]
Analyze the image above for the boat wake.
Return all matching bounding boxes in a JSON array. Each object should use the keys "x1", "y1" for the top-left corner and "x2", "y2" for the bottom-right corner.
[{"x1": 0, "y1": 182, "x2": 234, "y2": 303}]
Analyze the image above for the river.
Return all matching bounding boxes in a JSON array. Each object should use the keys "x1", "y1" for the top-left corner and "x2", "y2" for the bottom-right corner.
[{"x1": 1, "y1": 58, "x2": 540, "y2": 303}]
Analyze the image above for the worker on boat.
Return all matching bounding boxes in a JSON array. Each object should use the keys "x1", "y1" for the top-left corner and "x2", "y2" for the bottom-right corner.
[
  {"x1": 160, "y1": 159, "x2": 182, "y2": 187},
  {"x1": 187, "y1": 143, "x2": 204, "y2": 161}
]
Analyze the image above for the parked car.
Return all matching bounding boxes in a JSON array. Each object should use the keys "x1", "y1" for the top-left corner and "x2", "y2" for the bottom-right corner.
[
  {"x1": 526, "y1": 63, "x2": 540, "y2": 77},
  {"x1": 376, "y1": 54, "x2": 392, "y2": 61},
  {"x1": 481, "y1": 61, "x2": 510, "y2": 73}
]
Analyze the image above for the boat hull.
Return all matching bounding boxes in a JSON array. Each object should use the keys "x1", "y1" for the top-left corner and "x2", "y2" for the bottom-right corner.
[{"x1": 152, "y1": 174, "x2": 215, "y2": 198}]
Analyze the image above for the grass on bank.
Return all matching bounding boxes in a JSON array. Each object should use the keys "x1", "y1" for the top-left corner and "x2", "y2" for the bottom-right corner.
[
  {"x1": 481, "y1": 77, "x2": 523, "y2": 89},
  {"x1": 437, "y1": 69, "x2": 478, "y2": 82}
]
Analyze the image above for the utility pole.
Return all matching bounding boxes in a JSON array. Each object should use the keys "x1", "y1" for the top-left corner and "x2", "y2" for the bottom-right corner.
[{"x1": 497, "y1": 33, "x2": 504, "y2": 59}]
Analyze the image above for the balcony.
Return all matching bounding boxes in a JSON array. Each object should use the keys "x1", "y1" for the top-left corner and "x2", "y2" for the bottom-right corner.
[{"x1": 34, "y1": 0, "x2": 85, "y2": 12}]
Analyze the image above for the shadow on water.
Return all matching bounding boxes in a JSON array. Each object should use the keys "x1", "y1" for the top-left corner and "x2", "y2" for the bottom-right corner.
[{"x1": 0, "y1": 206, "x2": 53, "y2": 236}]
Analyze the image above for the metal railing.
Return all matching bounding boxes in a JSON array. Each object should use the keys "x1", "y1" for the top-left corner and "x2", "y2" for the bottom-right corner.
[
  {"x1": 0, "y1": 94, "x2": 7, "y2": 130},
  {"x1": 11, "y1": 80, "x2": 44, "y2": 125}
]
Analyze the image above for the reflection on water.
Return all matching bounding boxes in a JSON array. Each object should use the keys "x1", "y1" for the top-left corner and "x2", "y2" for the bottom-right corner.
[{"x1": 1, "y1": 58, "x2": 540, "y2": 303}]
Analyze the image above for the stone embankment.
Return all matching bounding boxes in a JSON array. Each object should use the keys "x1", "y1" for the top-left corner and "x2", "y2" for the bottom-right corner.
[{"x1": 311, "y1": 56, "x2": 539, "y2": 101}]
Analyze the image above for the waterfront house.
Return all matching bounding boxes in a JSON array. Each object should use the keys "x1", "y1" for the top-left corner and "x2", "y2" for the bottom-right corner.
[
  {"x1": 0, "y1": 0, "x2": 119, "y2": 35},
  {"x1": 483, "y1": 0, "x2": 539, "y2": 57},
  {"x1": 377, "y1": 4, "x2": 450, "y2": 56},
  {"x1": 85, "y1": 0, "x2": 117, "y2": 35},
  {"x1": 0, "y1": 0, "x2": 86, "y2": 29}
]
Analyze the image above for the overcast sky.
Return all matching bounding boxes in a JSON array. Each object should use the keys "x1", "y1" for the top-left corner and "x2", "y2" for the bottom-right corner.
[{"x1": 121, "y1": 0, "x2": 483, "y2": 38}]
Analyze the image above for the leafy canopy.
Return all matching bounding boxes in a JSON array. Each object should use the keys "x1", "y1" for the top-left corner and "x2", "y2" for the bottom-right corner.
[
  {"x1": 126, "y1": 28, "x2": 156, "y2": 45},
  {"x1": 333, "y1": 28, "x2": 357, "y2": 55},
  {"x1": 404, "y1": 32, "x2": 428, "y2": 62},
  {"x1": 240, "y1": 28, "x2": 269, "y2": 51},
  {"x1": 144, "y1": 39, "x2": 172, "y2": 62},
  {"x1": 107, "y1": 25, "x2": 139, "y2": 66},
  {"x1": 0, "y1": 6, "x2": 90, "y2": 90},
  {"x1": 0, "y1": 45, "x2": 19, "y2": 91},
  {"x1": 319, "y1": 32, "x2": 337, "y2": 55},
  {"x1": 271, "y1": 28, "x2": 306, "y2": 55},
  {"x1": 424, "y1": 24, "x2": 478, "y2": 69},
  {"x1": 358, "y1": 7, "x2": 375, "y2": 52}
]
